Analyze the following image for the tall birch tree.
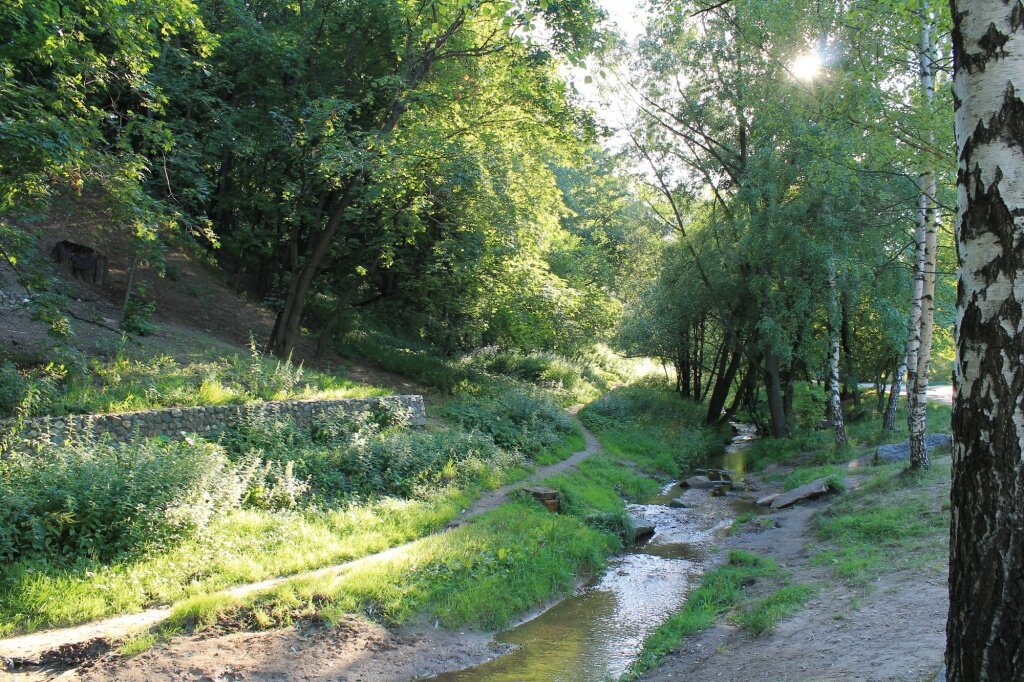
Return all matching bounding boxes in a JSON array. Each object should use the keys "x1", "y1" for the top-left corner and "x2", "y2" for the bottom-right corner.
[
  {"x1": 906, "y1": 5, "x2": 941, "y2": 469},
  {"x1": 947, "y1": 0, "x2": 1024, "y2": 677}
]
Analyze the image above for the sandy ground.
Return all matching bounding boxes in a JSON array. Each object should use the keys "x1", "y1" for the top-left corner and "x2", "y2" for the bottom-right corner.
[{"x1": 6, "y1": 617, "x2": 509, "y2": 682}]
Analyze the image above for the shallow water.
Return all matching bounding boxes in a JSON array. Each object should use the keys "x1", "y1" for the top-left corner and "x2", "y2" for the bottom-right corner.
[
  {"x1": 719, "y1": 422, "x2": 759, "y2": 478},
  {"x1": 432, "y1": 426, "x2": 760, "y2": 681}
]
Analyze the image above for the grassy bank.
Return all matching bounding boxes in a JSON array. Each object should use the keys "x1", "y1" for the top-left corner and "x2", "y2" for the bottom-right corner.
[
  {"x1": 812, "y1": 459, "x2": 950, "y2": 583},
  {"x1": 338, "y1": 329, "x2": 634, "y2": 404},
  {"x1": 625, "y1": 550, "x2": 816, "y2": 679},
  {"x1": 579, "y1": 382, "x2": 728, "y2": 477},
  {"x1": 627, "y1": 385, "x2": 953, "y2": 680},
  {"x1": 0, "y1": 341, "x2": 386, "y2": 420},
  {"x1": 0, "y1": 384, "x2": 582, "y2": 636},
  {"x1": 154, "y1": 442, "x2": 677, "y2": 643}
]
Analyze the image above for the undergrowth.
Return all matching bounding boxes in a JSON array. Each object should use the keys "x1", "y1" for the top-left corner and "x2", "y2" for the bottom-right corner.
[{"x1": 580, "y1": 384, "x2": 727, "y2": 477}]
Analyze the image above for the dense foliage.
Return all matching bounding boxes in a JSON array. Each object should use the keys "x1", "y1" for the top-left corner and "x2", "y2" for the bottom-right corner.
[
  {"x1": 1, "y1": 0, "x2": 658, "y2": 360},
  {"x1": 611, "y1": 0, "x2": 956, "y2": 440}
]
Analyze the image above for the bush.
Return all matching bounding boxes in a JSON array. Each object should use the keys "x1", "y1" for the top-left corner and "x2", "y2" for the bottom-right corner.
[
  {"x1": 0, "y1": 437, "x2": 242, "y2": 562},
  {"x1": 244, "y1": 336, "x2": 305, "y2": 399},
  {"x1": 443, "y1": 385, "x2": 576, "y2": 456},
  {"x1": 221, "y1": 403, "x2": 516, "y2": 502},
  {"x1": 121, "y1": 285, "x2": 157, "y2": 336},
  {"x1": 0, "y1": 361, "x2": 26, "y2": 416}
]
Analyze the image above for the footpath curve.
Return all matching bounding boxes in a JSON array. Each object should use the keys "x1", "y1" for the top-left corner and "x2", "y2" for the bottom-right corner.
[{"x1": 0, "y1": 408, "x2": 603, "y2": 663}]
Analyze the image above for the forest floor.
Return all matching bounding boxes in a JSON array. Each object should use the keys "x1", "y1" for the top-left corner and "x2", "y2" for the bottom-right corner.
[{"x1": 4, "y1": 446, "x2": 952, "y2": 682}]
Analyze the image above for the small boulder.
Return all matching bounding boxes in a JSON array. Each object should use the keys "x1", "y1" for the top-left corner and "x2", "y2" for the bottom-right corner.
[
  {"x1": 682, "y1": 476, "x2": 717, "y2": 490},
  {"x1": 710, "y1": 485, "x2": 728, "y2": 497},
  {"x1": 756, "y1": 493, "x2": 780, "y2": 507},
  {"x1": 524, "y1": 485, "x2": 560, "y2": 513},
  {"x1": 633, "y1": 524, "x2": 656, "y2": 543},
  {"x1": 770, "y1": 478, "x2": 837, "y2": 510},
  {"x1": 873, "y1": 434, "x2": 952, "y2": 465}
]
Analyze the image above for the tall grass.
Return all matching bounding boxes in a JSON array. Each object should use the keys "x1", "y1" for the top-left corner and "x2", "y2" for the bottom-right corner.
[{"x1": 580, "y1": 384, "x2": 727, "y2": 477}]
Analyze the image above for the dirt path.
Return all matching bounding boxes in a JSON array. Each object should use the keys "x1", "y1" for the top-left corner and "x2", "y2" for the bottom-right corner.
[
  {"x1": 642, "y1": 470, "x2": 948, "y2": 682},
  {"x1": 446, "y1": 407, "x2": 600, "y2": 525},
  {"x1": 0, "y1": 412, "x2": 603, "y2": 671}
]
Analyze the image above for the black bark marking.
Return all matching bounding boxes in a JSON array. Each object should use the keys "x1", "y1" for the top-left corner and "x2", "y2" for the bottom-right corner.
[
  {"x1": 971, "y1": 83, "x2": 1024, "y2": 152},
  {"x1": 961, "y1": 167, "x2": 1024, "y2": 284}
]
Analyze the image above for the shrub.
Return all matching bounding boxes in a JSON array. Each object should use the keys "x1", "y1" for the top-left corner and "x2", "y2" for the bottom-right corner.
[
  {"x1": 121, "y1": 285, "x2": 157, "y2": 336},
  {"x1": 0, "y1": 361, "x2": 26, "y2": 416},
  {"x1": 243, "y1": 336, "x2": 305, "y2": 399},
  {"x1": 442, "y1": 385, "x2": 576, "y2": 456},
  {"x1": 221, "y1": 404, "x2": 513, "y2": 502},
  {"x1": 0, "y1": 437, "x2": 242, "y2": 562}
]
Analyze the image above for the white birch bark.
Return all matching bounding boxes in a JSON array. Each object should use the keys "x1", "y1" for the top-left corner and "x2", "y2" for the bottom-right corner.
[
  {"x1": 907, "y1": 6, "x2": 939, "y2": 468},
  {"x1": 947, "y1": 0, "x2": 1024, "y2": 677},
  {"x1": 827, "y1": 261, "x2": 848, "y2": 448}
]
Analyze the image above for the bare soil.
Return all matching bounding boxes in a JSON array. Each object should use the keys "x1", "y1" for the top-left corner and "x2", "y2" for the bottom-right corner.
[
  {"x1": 641, "y1": 474, "x2": 948, "y2": 682},
  {"x1": 7, "y1": 617, "x2": 509, "y2": 682}
]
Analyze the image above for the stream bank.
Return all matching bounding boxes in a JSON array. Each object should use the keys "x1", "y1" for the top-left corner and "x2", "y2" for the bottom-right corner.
[
  {"x1": 12, "y1": 421, "x2": 763, "y2": 682},
  {"x1": 428, "y1": 424, "x2": 763, "y2": 681}
]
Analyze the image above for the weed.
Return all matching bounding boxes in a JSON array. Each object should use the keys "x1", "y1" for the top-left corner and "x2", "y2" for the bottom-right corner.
[
  {"x1": 116, "y1": 632, "x2": 158, "y2": 656},
  {"x1": 626, "y1": 550, "x2": 778, "y2": 679},
  {"x1": 737, "y1": 583, "x2": 818, "y2": 635}
]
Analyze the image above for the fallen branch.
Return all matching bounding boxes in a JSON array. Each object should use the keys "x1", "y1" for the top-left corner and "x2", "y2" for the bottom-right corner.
[{"x1": 65, "y1": 309, "x2": 121, "y2": 333}]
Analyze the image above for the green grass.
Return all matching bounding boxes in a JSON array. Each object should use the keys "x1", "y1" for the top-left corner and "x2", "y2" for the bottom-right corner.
[
  {"x1": 115, "y1": 631, "x2": 159, "y2": 657},
  {"x1": 545, "y1": 456, "x2": 661, "y2": 515},
  {"x1": 770, "y1": 464, "x2": 847, "y2": 492},
  {"x1": 159, "y1": 501, "x2": 617, "y2": 635},
  {"x1": 625, "y1": 550, "x2": 780, "y2": 679},
  {"x1": 0, "y1": 489, "x2": 473, "y2": 635},
  {"x1": 741, "y1": 398, "x2": 952, "y2": 473},
  {"x1": 580, "y1": 385, "x2": 728, "y2": 477},
  {"x1": 737, "y1": 583, "x2": 818, "y2": 635},
  {"x1": 811, "y1": 460, "x2": 950, "y2": 583},
  {"x1": 9, "y1": 344, "x2": 389, "y2": 419},
  {"x1": 337, "y1": 330, "x2": 635, "y2": 404}
]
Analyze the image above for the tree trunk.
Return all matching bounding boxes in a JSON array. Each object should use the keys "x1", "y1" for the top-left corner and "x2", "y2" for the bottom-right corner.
[
  {"x1": 706, "y1": 345, "x2": 742, "y2": 424},
  {"x1": 314, "y1": 289, "x2": 354, "y2": 359},
  {"x1": 907, "y1": 8, "x2": 940, "y2": 469},
  {"x1": 120, "y1": 255, "x2": 139, "y2": 325},
  {"x1": 827, "y1": 261, "x2": 848, "y2": 447},
  {"x1": 946, "y1": 1, "x2": 1024, "y2": 678},
  {"x1": 882, "y1": 355, "x2": 906, "y2": 432},
  {"x1": 763, "y1": 351, "x2": 787, "y2": 438}
]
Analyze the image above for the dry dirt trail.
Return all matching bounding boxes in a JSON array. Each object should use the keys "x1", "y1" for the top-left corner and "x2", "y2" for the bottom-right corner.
[{"x1": 0, "y1": 410, "x2": 602, "y2": 675}]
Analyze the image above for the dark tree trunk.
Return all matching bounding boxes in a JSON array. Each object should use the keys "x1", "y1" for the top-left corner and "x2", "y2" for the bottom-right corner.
[
  {"x1": 763, "y1": 351, "x2": 788, "y2": 438},
  {"x1": 719, "y1": 360, "x2": 758, "y2": 425},
  {"x1": 946, "y1": 2, "x2": 1024, "y2": 678},
  {"x1": 706, "y1": 345, "x2": 743, "y2": 425}
]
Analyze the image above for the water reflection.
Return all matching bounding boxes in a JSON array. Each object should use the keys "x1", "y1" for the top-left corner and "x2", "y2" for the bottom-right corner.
[{"x1": 432, "y1": 424, "x2": 760, "y2": 681}]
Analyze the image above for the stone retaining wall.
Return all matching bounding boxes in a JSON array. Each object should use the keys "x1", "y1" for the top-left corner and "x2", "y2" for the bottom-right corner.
[{"x1": 11, "y1": 395, "x2": 426, "y2": 446}]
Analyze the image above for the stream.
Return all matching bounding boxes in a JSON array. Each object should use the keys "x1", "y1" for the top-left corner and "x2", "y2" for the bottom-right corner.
[{"x1": 431, "y1": 423, "x2": 761, "y2": 682}]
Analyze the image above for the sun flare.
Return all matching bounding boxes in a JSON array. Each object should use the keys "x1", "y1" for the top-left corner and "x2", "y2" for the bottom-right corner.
[{"x1": 790, "y1": 51, "x2": 823, "y2": 82}]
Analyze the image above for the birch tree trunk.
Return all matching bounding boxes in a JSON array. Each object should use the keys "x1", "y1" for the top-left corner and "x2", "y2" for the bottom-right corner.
[
  {"x1": 946, "y1": 0, "x2": 1024, "y2": 677},
  {"x1": 882, "y1": 355, "x2": 906, "y2": 432},
  {"x1": 907, "y1": 7, "x2": 939, "y2": 469},
  {"x1": 828, "y1": 261, "x2": 848, "y2": 447}
]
